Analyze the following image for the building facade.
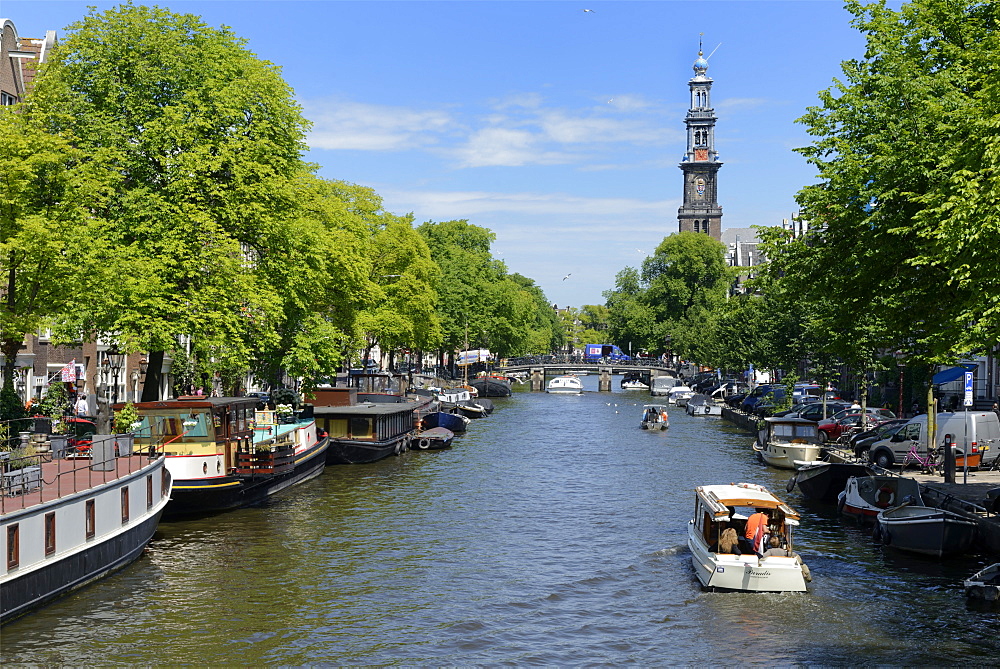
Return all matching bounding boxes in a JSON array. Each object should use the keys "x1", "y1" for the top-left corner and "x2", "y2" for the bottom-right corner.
[{"x1": 677, "y1": 46, "x2": 723, "y2": 241}]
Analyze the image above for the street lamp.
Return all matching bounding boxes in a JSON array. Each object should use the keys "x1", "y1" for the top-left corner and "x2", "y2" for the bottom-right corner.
[{"x1": 103, "y1": 348, "x2": 126, "y2": 405}]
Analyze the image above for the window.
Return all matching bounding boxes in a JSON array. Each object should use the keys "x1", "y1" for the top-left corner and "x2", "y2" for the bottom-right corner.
[
  {"x1": 1, "y1": 91, "x2": 18, "y2": 106},
  {"x1": 147, "y1": 475, "x2": 154, "y2": 509},
  {"x1": 161, "y1": 468, "x2": 169, "y2": 496},
  {"x1": 349, "y1": 417, "x2": 373, "y2": 439},
  {"x1": 121, "y1": 487, "x2": 130, "y2": 524},
  {"x1": 45, "y1": 512, "x2": 56, "y2": 556},
  {"x1": 86, "y1": 500, "x2": 96, "y2": 539},
  {"x1": 6, "y1": 525, "x2": 19, "y2": 569}
]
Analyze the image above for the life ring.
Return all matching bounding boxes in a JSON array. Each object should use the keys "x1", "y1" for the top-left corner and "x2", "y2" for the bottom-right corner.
[
  {"x1": 418, "y1": 438, "x2": 431, "y2": 450},
  {"x1": 704, "y1": 406, "x2": 711, "y2": 415}
]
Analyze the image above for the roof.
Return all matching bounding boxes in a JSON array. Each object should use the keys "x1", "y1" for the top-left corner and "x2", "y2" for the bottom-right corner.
[
  {"x1": 763, "y1": 416, "x2": 819, "y2": 425},
  {"x1": 313, "y1": 402, "x2": 416, "y2": 417},
  {"x1": 695, "y1": 482, "x2": 801, "y2": 522}
]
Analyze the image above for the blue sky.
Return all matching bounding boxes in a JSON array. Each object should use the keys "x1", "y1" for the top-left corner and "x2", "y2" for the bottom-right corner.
[{"x1": 8, "y1": 1, "x2": 872, "y2": 308}]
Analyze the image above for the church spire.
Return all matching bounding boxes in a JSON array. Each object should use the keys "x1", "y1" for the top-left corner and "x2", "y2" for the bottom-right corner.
[{"x1": 677, "y1": 38, "x2": 723, "y2": 240}]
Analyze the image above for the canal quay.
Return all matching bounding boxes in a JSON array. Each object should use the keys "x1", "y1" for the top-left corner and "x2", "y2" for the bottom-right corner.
[{"x1": 2, "y1": 376, "x2": 998, "y2": 665}]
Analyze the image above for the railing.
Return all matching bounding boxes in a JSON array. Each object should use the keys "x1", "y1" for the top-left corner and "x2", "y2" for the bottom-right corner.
[{"x1": 1, "y1": 435, "x2": 164, "y2": 515}]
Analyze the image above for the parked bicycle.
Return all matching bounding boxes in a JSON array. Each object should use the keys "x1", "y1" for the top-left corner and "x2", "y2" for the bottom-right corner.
[{"x1": 901, "y1": 443, "x2": 941, "y2": 474}]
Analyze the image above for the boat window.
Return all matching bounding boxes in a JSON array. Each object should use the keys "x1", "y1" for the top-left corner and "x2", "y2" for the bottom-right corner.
[
  {"x1": 773, "y1": 424, "x2": 795, "y2": 438},
  {"x1": 794, "y1": 425, "x2": 818, "y2": 438},
  {"x1": 86, "y1": 500, "x2": 96, "y2": 539},
  {"x1": 121, "y1": 487, "x2": 130, "y2": 524},
  {"x1": 350, "y1": 417, "x2": 373, "y2": 439},
  {"x1": 324, "y1": 418, "x2": 348, "y2": 438},
  {"x1": 7, "y1": 524, "x2": 19, "y2": 569},
  {"x1": 44, "y1": 512, "x2": 56, "y2": 556},
  {"x1": 135, "y1": 410, "x2": 213, "y2": 452}
]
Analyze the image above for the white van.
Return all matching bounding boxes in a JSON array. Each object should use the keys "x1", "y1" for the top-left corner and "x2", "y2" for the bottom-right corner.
[{"x1": 869, "y1": 411, "x2": 1000, "y2": 469}]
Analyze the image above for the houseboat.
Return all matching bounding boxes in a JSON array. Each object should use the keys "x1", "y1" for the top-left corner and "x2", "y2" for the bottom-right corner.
[
  {"x1": 314, "y1": 401, "x2": 419, "y2": 464},
  {"x1": 752, "y1": 417, "x2": 825, "y2": 470},
  {"x1": 1, "y1": 441, "x2": 171, "y2": 624},
  {"x1": 130, "y1": 397, "x2": 327, "y2": 516}
]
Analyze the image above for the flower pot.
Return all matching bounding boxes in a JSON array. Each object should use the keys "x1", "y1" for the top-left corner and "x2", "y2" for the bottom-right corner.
[
  {"x1": 115, "y1": 433, "x2": 135, "y2": 456},
  {"x1": 50, "y1": 434, "x2": 71, "y2": 459}
]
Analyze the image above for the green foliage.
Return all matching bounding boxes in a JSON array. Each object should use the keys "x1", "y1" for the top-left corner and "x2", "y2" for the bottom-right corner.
[
  {"x1": 270, "y1": 387, "x2": 299, "y2": 410},
  {"x1": 0, "y1": 386, "x2": 27, "y2": 425},
  {"x1": 35, "y1": 383, "x2": 70, "y2": 428},
  {"x1": 113, "y1": 401, "x2": 140, "y2": 433}
]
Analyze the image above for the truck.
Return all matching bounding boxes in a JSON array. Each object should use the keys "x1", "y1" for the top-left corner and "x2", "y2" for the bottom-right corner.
[{"x1": 583, "y1": 344, "x2": 630, "y2": 363}]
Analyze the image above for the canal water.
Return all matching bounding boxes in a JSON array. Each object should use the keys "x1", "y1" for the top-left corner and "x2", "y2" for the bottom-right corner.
[{"x1": 3, "y1": 375, "x2": 998, "y2": 664}]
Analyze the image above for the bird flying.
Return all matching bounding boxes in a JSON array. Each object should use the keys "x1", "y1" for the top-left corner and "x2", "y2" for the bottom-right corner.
[
  {"x1": 582, "y1": 8, "x2": 595, "y2": 12},
  {"x1": 562, "y1": 273, "x2": 572, "y2": 281}
]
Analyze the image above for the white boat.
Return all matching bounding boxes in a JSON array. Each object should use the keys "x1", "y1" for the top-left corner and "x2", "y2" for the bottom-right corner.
[
  {"x1": 1, "y1": 441, "x2": 172, "y2": 624},
  {"x1": 688, "y1": 482, "x2": 810, "y2": 592},
  {"x1": 641, "y1": 404, "x2": 669, "y2": 430},
  {"x1": 837, "y1": 475, "x2": 923, "y2": 523},
  {"x1": 685, "y1": 394, "x2": 723, "y2": 417},
  {"x1": 621, "y1": 372, "x2": 650, "y2": 391},
  {"x1": 752, "y1": 417, "x2": 824, "y2": 470},
  {"x1": 546, "y1": 375, "x2": 584, "y2": 394},
  {"x1": 964, "y1": 563, "x2": 1000, "y2": 601},
  {"x1": 665, "y1": 385, "x2": 694, "y2": 405}
]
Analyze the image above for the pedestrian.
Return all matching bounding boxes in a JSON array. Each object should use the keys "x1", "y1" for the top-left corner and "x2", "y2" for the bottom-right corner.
[
  {"x1": 993, "y1": 402, "x2": 999, "y2": 419},
  {"x1": 75, "y1": 394, "x2": 88, "y2": 416},
  {"x1": 850, "y1": 398, "x2": 861, "y2": 410},
  {"x1": 910, "y1": 401, "x2": 920, "y2": 417}
]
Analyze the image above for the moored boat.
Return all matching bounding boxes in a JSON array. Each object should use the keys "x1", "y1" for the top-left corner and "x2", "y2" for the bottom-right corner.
[
  {"x1": 753, "y1": 417, "x2": 824, "y2": 470},
  {"x1": 411, "y1": 427, "x2": 455, "y2": 450},
  {"x1": 837, "y1": 475, "x2": 923, "y2": 523},
  {"x1": 132, "y1": 397, "x2": 327, "y2": 517},
  {"x1": 788, "y1": 460, "x2": 874, "y2": 503},
  {"x1": 469, "y1": 373, "x2": 512, "y2": 398},
  {"x1": 314, "y1": 401, "x2": 417, "y2": 464},
  {"x1": 1, "y1": 442, "x2": 171, "y2": 624},
  {"x1": 621, "y1": 372, "x2": 650, "y2": 391},
  {"x1": 964, "y1": 563, "x2": 1000, "y2": 601},
  {"x1": 687, "y1": 482, "x2": 810, "y2": 592},
  {"x1": 640, "y1": 404, "x2": 670, "y2": 430},
  {"x1": 546, "y1": 375, "x2": 584, "y2": 394},
  {"x1": 685, "y1": 394, "x2": 723, "y2": 417},
  {"x1": 665, "y1": 385, "x2": 695, "y2": 406},
  {"x1": 422, "y1": 410, "x2": 469, "y2": 434},
  {"x1": 874, "y1": 505, "x2": 978, "y2": 557}
]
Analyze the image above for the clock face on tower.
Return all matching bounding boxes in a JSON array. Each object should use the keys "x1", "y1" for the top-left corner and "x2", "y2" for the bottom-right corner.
[{"x1": 695, "y1": 149, "x2": 708, "y2": 161}]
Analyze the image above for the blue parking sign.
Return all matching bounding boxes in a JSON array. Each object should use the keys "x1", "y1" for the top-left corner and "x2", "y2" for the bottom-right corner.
[{"x1": 964, "y1": 371, "x2": 974, "y2": 407}]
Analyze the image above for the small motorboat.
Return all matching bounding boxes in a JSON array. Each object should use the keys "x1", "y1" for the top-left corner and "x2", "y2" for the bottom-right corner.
[
  {"x1": 640, "y1": 404, "x2": 669, "y2": 430},
  {"x1": 687, "y1": 482, "x2": 811, "y2": 592},
  {"x1": 788, "y1": 460, "x2": 874, "y2": 503},
  {"x1": 621, "y1": 372, "x2": 650, "y2": 391},
  {"x1": 546, "y1": 375, "x2": 584, "y2": 394},
  {"x1": 752, "y1": 417, "x2": 824, "y2": 470},
  {"x1": 422, "y1": 410, "x2": 469, "y2": 434},
  {"x1": 665, "y1": 385, "x2": 695, "y2": 406},
  {"x1": 874, "y1": 505, "x2": 978, "y2": 557},
  {"x1": 964, "y1": 563, "x2": 1000, "y2": 601},
  {"x1": 457, "y1": 400, "x2": 489, "y2": 419},
  {"x1": 837, "y1": 475, "x2": 923, "y2": 523},
  {"x1": 411, "y1": 427, "x2": 455, "y2": 450},
  {"x1": 685, "y1": 394, "x2": 723, "y2": 417}
]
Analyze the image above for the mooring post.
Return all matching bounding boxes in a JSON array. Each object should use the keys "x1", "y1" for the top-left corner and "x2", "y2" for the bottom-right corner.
[
  {"x1": 530, "y1": 367, "x2": 544, "y2": 392},
  {"x1": 599, "y1": 367, "x2": 612, "y2": 392}
]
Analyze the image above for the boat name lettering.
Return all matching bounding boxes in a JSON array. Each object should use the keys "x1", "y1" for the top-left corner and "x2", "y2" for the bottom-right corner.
[{"x1": 745, "y1": 568, "x2": 771, "y2": 577}]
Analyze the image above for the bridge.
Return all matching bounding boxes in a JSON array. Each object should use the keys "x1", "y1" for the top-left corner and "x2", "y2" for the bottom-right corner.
[{"x1": 497, "y1": 361, "x2": 677, "y2": 391}]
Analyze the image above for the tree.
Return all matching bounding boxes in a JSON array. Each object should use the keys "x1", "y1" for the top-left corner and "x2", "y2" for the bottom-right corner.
[
  {"x1": 793, "y1": 0, "x2": 1000, "y2": 362},
  {"x1": 27, "y1": 3, "x2": 311, "y2": 378},
  {"x1": 0, "y1": 110, "x2": 112, "y2": 420}
]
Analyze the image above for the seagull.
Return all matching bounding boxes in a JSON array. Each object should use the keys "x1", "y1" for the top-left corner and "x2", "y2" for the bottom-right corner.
[
  {"x1": 607, "y1": 98, "x2": 614, "y2": 104},
  {"x1": 582, "y1": 8, "x2": 595, "y2": 12},
  {"x1": 562, "y1": 273, "x2": 572, "y2": 281}
]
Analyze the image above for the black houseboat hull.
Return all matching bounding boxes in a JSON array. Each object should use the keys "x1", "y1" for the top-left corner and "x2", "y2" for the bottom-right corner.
[
  {"x1": 326, "y1": 435, "x2": 407, "y2": 464},
  {"x1": 469, "y1": 377, "x2": 512, "y2": 397},
  {"x1": 164, "y1": 437, "x2": 328, "y2": 517},
  {"x1": 792, "y1": 461, "x2": 874, "y2": 503}
]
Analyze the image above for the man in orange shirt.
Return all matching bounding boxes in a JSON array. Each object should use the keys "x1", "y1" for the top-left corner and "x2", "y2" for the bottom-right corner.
[{"x1": 743, "y1": 508, "x2": 769, "y2": 555}]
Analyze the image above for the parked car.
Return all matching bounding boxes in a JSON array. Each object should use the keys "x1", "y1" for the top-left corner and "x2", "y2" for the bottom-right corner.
[
  {"x1": 849, "y1": 418, "x2": 908, "y2": 457},
  {"x1": 772, "y1": 401, "x2": 820, "y2": 419},
  {"x1": 794, "y1": 401, "x2": 852, "y2": 423},
  {"x1": 818, "y1": 406, "x2": 896, "y2": 427},
  {"x1": 739, "y1": 384, "x2": 779, "y2": 414},
  {"x1": 817, "y1": 413, "x2": 891, "y2": 443}
]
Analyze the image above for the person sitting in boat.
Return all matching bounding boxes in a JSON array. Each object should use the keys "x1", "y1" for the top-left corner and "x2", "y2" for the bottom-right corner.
[
  {"x1": 761, "y1": 536, "x2": 812, "y2": 582},
  {"x1": 717, "y1": 527, "x2": 741, "y2": 555},
  {"x1": 743, "y1": 508, "x2": 770, "y2": 555}
]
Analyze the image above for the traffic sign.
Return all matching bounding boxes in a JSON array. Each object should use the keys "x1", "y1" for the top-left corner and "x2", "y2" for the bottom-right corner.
[{"x1": 964, "y1": 371, "x2": 974, "y2": 407}]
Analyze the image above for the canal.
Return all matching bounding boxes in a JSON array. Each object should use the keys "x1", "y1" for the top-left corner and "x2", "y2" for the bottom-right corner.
[{"x1": 3, "y1": 375, "x2": 998, "y2": 664}]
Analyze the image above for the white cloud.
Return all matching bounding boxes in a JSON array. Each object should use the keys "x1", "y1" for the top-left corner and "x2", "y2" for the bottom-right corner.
[
  {"x1": 716, "y1": 97, "x2": 769, "y2": 111},
  {"x1": 451, "y1": 127, "x2": 574, "y2": 167},
  {"x1": 304, "y1": 100, "x2": 454, "y2": 151}
]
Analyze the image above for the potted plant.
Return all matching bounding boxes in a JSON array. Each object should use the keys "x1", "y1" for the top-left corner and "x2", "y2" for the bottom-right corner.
[{"x1": 113, "y1": 401, "x2": 141, "y2": 456}]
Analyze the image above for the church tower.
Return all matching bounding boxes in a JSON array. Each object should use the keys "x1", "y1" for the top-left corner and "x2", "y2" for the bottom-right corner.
[{"x1": 677, "y1": 41, "x2": 723, "y2": 240}]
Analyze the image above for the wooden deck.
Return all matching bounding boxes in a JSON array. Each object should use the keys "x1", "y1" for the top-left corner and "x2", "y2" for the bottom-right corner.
[{"x1": 1, "y1": 453, "x2": 158, "y2": 516}]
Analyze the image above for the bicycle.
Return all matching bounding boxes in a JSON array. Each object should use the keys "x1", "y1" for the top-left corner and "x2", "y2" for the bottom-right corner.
[{"x1": 901, "y1": 443, "x2": 940, "y2": 474}]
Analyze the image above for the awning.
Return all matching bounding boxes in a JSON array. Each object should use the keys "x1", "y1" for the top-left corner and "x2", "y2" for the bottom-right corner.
[{"x1": 931, "y1": 363, "x2": 977, "y2": 386}]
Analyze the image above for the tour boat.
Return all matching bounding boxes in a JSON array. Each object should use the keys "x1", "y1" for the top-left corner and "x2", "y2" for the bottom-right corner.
[
  {"x1": 752, "y1": 417, "x2": 824, "y2": 470},
  {"x1": 874, "y1": 505, "x2": 978, "y2": 557},
  {"x1": 131, "y1": 397, "x2": 327, "y2": 516},
  {"x1": 1, "y1": 442, "x2": 171, "y2": 624},
  {"x1": 964, "y1": 563, "x2": 1000, "y2": 601},
  {"x1": 836, "y1": 475, "x2": 923, "y2": 523},
  {"x1": 546, "y1": 375, "x2": 584, "y2": 394},
  {"x1": 688, "y1": 482, "x2": 810, "y2": 592},
  {"x1": 640, "y1": 404, "x2": 670, "y2": 430},
  {"x1": 410, "y1": 427, "x2": 455, "y2": 450}
]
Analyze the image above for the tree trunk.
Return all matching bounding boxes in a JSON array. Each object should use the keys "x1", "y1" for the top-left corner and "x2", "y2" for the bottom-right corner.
[{"x1": 140, "y1": 351, "x2": 165, "y2": 402}]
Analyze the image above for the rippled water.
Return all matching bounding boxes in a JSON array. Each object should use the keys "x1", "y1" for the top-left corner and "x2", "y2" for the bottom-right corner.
[{"x1": 3, "y1": 375, "x2": 998, "y2": 664}]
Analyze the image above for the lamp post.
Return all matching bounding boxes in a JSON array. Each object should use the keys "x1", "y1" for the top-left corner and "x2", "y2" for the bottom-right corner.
[
  {"x1": 103, "y1": 348, "x2": 126, "y2": 405},
  {"x1": 894, "y1": 351, "x2": 905, "y2": 418}
]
